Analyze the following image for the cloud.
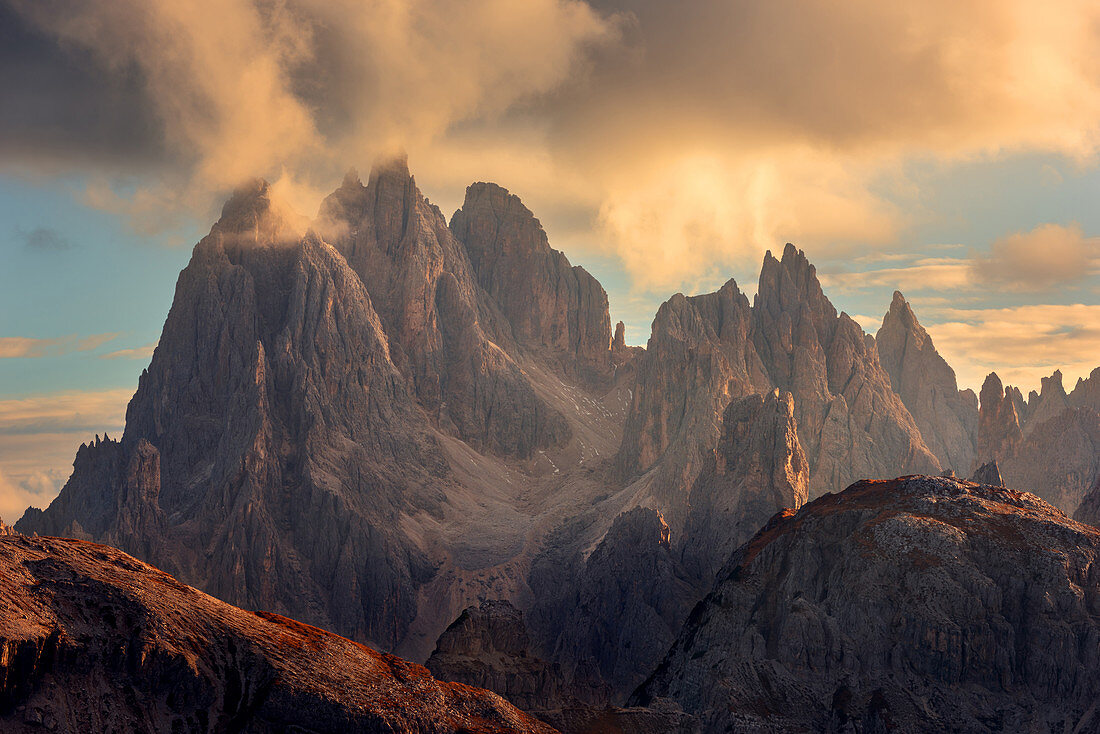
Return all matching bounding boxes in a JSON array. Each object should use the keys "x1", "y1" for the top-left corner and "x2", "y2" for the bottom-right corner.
[
  {"x1": 924, "y1": 304, "x2": 1100, "y2": 393},
  {"x1": 819, "y1": 258, "x2": 974, "y2": 296},
  {"x1": 6, "y1": 0, "x2": 1100, "y2": 296},
  {"x1": 100, "y1": 341, "x2": 158, "y2": 360},
  {"x1": 15, "y1": 225, "x2": 71, "y2": 251},
  {"x1": 0, "y1": 465, "x2": 67, "y2": 523},
  {"x1": 970, "y1": 223, "x2": 1100, "y2": 291},
  {"x1": 0, "y1": 333, "x2": 118, "y2": 358}
]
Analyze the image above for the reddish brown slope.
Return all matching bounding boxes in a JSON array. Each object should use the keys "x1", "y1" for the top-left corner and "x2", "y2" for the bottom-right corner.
[{"x1": 0, "y1": 534, "x2": 556, "y2": 734}]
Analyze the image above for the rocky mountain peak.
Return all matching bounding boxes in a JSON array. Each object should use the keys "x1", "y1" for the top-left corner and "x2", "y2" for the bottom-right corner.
[
  {"x1": 969, "y1": 459, "x2": 1005, "y2": 486},
  {"x1": 450, "y1": 180, "x2": 613, "y2": 383},
  {"x1": 876, "y1": 290, "x2": 977, "y2": 472},
  {"x1": 212, "y1": 178, "x2": 306, "y2": 245},
  {"x1": 978, "y1": 371, "x2": 1024, "y2": 460}
]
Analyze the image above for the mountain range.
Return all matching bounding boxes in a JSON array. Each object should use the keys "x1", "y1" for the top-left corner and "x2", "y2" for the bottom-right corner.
[{"x1": 7, "y1": 158, "x2": 1100, "y2": 732}]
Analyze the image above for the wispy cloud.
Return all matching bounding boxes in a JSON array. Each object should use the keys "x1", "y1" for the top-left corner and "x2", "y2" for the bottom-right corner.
[
  {"x1": 0, "y1": 333, "x2": 119, "y2": 359},
  {"x1": 15, "y1": 225, "x2": 72, "y2": 251},
  {"x1": 100, "y1": 341, "x2": 158, "y2": 360},
  {"x1": 924, "y1": 304, "x2": 1100, "y2": 393}
]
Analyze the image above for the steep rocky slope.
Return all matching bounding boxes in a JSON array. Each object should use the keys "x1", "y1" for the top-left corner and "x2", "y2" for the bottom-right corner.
[
  {"x1": 752, "y1": 245, "x2": 939, "y2": 495},
  {"x1": 876, "y1": 290, "x2": 978, "y2": 472},
  {"x1": 977, "y1": 371, "x2": 1100, "y2": 514},
  {"x1": 450, "y1": 182, "x2": 613, "y2": 385},
  {"x1": 681, "y1": 389, "x2": 809, "y2": 581},
  {"x1": 636, "y1": 475, "x2": 1100, "y2": 733},
  {"x1": 0, "y1": 534, "x2": 555, "y2": 734},
  {"x1": 20, "y1": 181, "x2": 448, "y2": 650},
  {"x1": 17, "y1": 163, "x2": 633, "y2": 666},
  {"x1": 316, "y1": 161, "x2": 570, "y2": 459},
  {"x1": 617, "y1": 244, "x2": 938, "y2": 530}
]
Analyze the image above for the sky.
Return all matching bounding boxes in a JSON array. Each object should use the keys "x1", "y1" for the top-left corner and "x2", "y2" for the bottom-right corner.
[{"x1": 2, "y1": 0, "x2": 1100, "y2": 520}]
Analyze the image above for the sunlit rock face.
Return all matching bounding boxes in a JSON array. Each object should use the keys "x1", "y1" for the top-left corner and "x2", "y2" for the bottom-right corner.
[
  {"x1": 751, "y1": 244, "x2": 939, "y2": 496},
  {"x1": 0, "y1": 534, "x2": 555, "y2": 734},
  {"x1": 681, "y1": 389, "x2": 809, "y2": 582},
  {"x1": 615, "y1": 278, "x2": 771, "y2": 529},
  {"x1": 977, "y1": 370, "x2": 1100, "y2": 515},
  {"x1": 636, "y1": 475, "x2": 1100, "y2": 733},
  {"x1": 876, "y1": 290, "x2": 978, "y2": 474},
  {"x1": 451, "y1": 182, "x2": 614, "y2": 386},
  {"x1": 317, "y1": 161, "x2": 571, "y2": 459}
]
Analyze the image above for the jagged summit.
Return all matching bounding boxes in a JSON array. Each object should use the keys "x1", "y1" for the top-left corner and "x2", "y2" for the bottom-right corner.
[
  {"x1": 876, "y1": 289, "x2": 977, "y2": 472},
  {"x1": 213, "y1": 177, "x2": 307, "y2": 244}
]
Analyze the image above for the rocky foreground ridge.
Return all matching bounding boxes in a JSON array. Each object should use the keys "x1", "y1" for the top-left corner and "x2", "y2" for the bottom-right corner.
[
  {"x1": 0, "y1": 534, "x2": 554, "y2": 734},
  {"x1": 635, "y1": 475, "x2": 1100, "y2": 733}
]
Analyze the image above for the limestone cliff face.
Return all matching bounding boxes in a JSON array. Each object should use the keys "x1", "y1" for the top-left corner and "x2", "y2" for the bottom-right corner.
[
  {"x1": 549, "y1": 508, "x2": 697, "y2": 700},
  {"x1": 752, "y1": 245, "x2": 939, "y2": 496},
  {"x1": 637, "y1": 475, "x2": 1100, "y2": 733},
  {"x1": 317, "y1": 161, "x2": 570, "y2": 459},
  {"x1": 426, "y1": 600, "x2": 569, "y2": 714},
  {"x1": 450, "y1": 182, "x2": 613, "y2": 384},
  {"x1": 19, "y1": 180, "x2": 448, "y2": 650},
  {"x1": 977, "y1": 371, "x2": 1100, "y2": 514},
  {"x1": 1070, "y1": 367, "x2": 1100, "y2": 412},
  {"x1": 681, "y1": 390, "x2": 809, "y2": 581},
  {"x1": 615, "y1": 280, "x2": 770, "y2": 527},
  {"x1": 978, "y1": 372, "x2": 1025, "y2": 461},
  {"x1": 875, "y1": 291, "x2": 978, "y2": 473},
  {"x1": 0, "y1": 535, "x2": 554, "y2": 734}
]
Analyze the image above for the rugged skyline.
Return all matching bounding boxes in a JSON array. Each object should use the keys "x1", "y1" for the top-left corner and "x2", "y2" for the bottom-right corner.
[{"x1": 3, "y1": 0, "x2": 1100, "y2": 531}]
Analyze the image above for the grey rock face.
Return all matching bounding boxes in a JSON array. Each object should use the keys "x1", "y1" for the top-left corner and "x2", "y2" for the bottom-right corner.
[
  {"x1": 978, "y1": 372, "x2": 1025, "y2": 460},
  {"x1": 615, "y1": 279, "x2": 770, "y2": 527},
  {"x1": 637, "y1": 475, "x2": 1100, "y2": 733},
  {"x1": 969, "y1": 460, "x2": 1005, "y2": 487},
  {"x1": 978, "y1": 371, "x2": 1100, "y2": 514},
  {"x1": 0, "y1": 535, "x2": 556, "y2": 734},
  {"x1": 1073, "y1": 475, "x2": 1100, "y2": 528},
  {"x1": 875, "y1": 290, "x2": 978, "y2": 473},
  {"x1": 752, "y1": 245, "x2": 939, "y2": 496},
  {"x1": 19, "y1": 180, "x2": 448, "y2": 650},
  {"x1": 427, "y1": 600, "x2": 569, "y2": 714},
  {"x1": 550, "y1": 508, "x2": 697, "y2": 700},
  {"x1": 450, "y1": 182, "x2": 613, "y2": 385},
  {"x1": 1070, "y1": 367, "x2": 1100, "y2": 412},
  {"x1": 681, "y1": 389, "x2": 809, "y2": 581},
  {"x1": 317, "y1": 160, "x2": 570, "y2": 459}
]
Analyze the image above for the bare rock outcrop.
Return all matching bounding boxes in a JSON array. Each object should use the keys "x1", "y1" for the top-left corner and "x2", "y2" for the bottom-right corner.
[
  {"x1": 752, "y1": 244, "x2": 939, "y2": 495},
  {"x1": 450, "y1": 182, "x2": 614, "y2": 384},
  {"x1": 1001, "y1": 407, "x2": 1100, "y2": 514},
  {"x1": 875, "y1": 290, "x2": 978, "y2": 472},
  {"x1": 1070, "y1": 367, "x2": 1100, "y2": 412},
  {"x1": 681, "y1": 389, "x2": 809, "y2": 581},
  {"x1": 969, "y1": 459, "x2": 1005, "y2": 487},
  {"x1": 427, "y1": 600, "x2": 569, "y2": 714},
  {"x1": 0, "y1": 534, "x2": 555, "y2": 733},
  {"x1": 615, "y1": 279, "x2": 770, "y2": 527},
  {"x1": 978, "y1": 372, "x2": 1025, "y2": 460},
  {"x1": 636, "y1": 475, "x2": 1100, "y2": 733},
  {"x1": 978, "y1": 371, "x2": 1100, "y2": 514},
  {"x1": 1073, "y1": 475, "x2": 1100, "y2": 528},
  {"x1": 317, "y1": 161, "x2": 570, "y2": 459},
  {"x1": 19, "y1": 180, "x2": 449, "y2": 651},
  {"x1": 549, "y1": 508, "x2": 697, "y2": 700}
]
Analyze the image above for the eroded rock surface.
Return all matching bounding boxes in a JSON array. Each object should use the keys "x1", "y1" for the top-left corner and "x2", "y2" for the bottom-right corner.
[
  {"x1": 450, "y1": 182, "x2": 613, "y2": 384},
  {"x1": 876, "y1": 290, "x2": 978, "y2": 473},
  {"x1": 681, "y1": 389, "x2": 808, "y2": 581},
  {"x1": 0, "y1": 535, "x2": 555, "y2": 734},
  {"x1": 636, "y1": 475, "x2": 1100, "y2": 733}
]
